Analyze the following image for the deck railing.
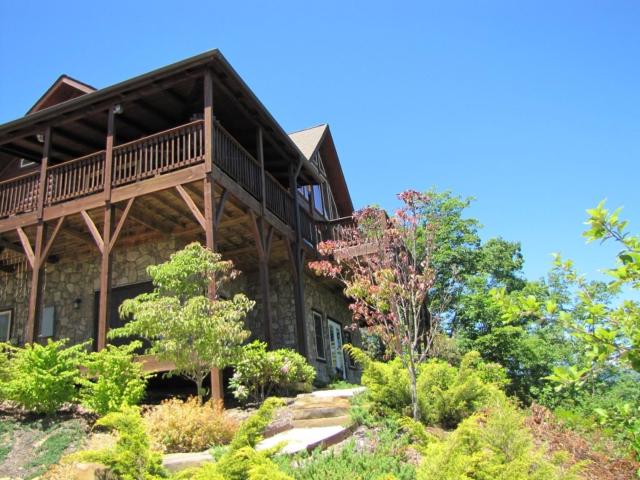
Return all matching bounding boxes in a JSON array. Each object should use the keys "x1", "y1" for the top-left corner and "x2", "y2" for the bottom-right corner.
[
  {"x1": 46, "y1": 151, "x2": 105, "y2": 205},
  {"x1": 113, "y1": 120, "x2": 205, "y2": 186},
  {"x1": 0, "y1": 120, "x2": 314, "y2": 245},
  {"x1": 0, "y1": 171, "x2": 40, "y2": 218},
  {"x1": 316, "y1": 216, "x2": 357, "y2": 244},
  {"x1": 214, "y1": 122, "x2": 262, "y2": 200}
]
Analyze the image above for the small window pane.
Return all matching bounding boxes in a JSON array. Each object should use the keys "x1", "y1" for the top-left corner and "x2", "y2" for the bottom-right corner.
[
  {"x1": 313, "y1": 311, "x2": 325, "y2": 359},
  {"x1": 0, "y1": 311, "x2": 11, "y2": 341},
  {"x1": 40, "y1": 305, "x2": 55, "y2": 338},
  {"x1": 313, "y1": 185, "x2": 324, "y2": 214}
]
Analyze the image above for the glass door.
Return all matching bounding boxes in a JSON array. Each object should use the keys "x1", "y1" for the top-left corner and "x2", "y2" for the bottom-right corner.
[{"x1": 328, "y1": 319, "x2": 346, "y2": 379}]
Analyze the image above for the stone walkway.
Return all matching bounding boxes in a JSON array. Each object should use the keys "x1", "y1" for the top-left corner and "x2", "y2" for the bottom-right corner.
[
  {"x1": 255, "y1": 387, "x2": 364, "y2": 454},
  {"x1": 163, "y1": 387, "x2": 364, "y2": 472}
]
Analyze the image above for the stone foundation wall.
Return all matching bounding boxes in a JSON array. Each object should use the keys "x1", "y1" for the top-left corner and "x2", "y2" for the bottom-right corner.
[
  {"x1": 0, "y1": 238, "x2": 360, "y2": 385},
  {"x1": 303, "y1": 273, "x2": 361, "y2": 385}
]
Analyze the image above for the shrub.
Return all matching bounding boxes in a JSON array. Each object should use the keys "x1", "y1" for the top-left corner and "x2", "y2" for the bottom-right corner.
[
  {"x1": 229, "y1": 341, "x2": 315, "y2": 403},
  {"x1": 79, "y1": 341, "x2": 148, "y2": 416},
  {"x1": 275, "y1": 424, "x2": 416, "y2": 480},
  {"x1": 0, "y1": 343, "x2": 11, "y2": 400},
  {"x1": 69, "y1": 405, "x2": 167, "y2": 480},
  {"x1": 416, "y1": 397, "x2": 582, "y2": 480},
  {"x1": 417, "y1": 352, "x2": 505, "y2": 428},
  {"x1": 230, "y1": 396, "x2": 285, "y2": 450},
  {"x1": 145, "y1": 396, "x2": 238, "y2": 453},
  {"x1": 349, "y1": 345, "x2": 412, "y2": 417},
  {"x1": 175, "y1": 397, "x2": 287, "y2": 480},
  {"x1": 4, "y1": 339, "x2": 86, "y2": 414}
]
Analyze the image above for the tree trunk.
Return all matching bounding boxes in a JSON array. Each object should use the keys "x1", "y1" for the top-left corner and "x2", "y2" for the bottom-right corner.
[
  {"x1": 408, "y1": 359, "x2": 420, "y2": 420},
  {"x1": 196, "y1": 376, "x2": 205, "y2": 403}
]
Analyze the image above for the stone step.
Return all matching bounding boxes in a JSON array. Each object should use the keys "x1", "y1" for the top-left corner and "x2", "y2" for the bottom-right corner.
[
  {"x1": 256, "y1": 425, "x2": 353, "y2": 454},
  {"x1": 292, "y1": 406, "x2": 349, "y2": 420},
  {"x1": 163, "y1": 451, "x2": 213, "y2": 473},
  {"x1": 293, "y1": 397, "x2": 350, "y2": 410},
  {"x1": 292, "y1": 415, "x2": 352, "y2": 429}
]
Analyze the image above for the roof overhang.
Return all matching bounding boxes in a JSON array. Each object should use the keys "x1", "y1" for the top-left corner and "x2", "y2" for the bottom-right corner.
[{"x1": 0, "y1": 50, "x2": 321, "y2": 185}]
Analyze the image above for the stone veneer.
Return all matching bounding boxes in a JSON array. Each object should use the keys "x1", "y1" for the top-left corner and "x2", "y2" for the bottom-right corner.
[{"x1": 0, "y1": 237, "x2": 360, "y2": 384}]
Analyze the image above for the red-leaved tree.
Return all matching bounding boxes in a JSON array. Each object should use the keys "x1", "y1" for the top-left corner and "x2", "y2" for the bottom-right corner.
[{"x1": 310, "y1": 190, "x2": 441, "y2": 419}]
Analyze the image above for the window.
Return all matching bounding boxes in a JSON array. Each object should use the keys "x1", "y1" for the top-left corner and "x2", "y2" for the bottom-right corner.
[
  {"x1": 19, "y1": 158, "x2": 36, "y2": 168},
  {"x1": 39, "y1": 305, "x2": 55, "y2": 338},
  {"x1": 312, "y1": 184, "x2": 324, "y2": 215},
  {"x1": 0, "y1": 310, "x2": 11, "y2": 342},
  {"x1": 312, "y1": 310, "x2": 325, "y2": 360}
]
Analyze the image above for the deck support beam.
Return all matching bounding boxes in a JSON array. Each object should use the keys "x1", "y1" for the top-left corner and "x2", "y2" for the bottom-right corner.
[
  {"x1": 249, "y1": 211, "x2": 274, "y2": 346},
  {"x1": 289, "y1": 160, "x2": 308, "y2": 358},
  {"x1": 203, "y1": 69, "x2": 224, "y2": 401},
  {"x1": 96, "y1": 105, "x2": 117, "y2": 351},
  {"x1": 25, "y1": 127, "x2": 53, "y2": 344}
]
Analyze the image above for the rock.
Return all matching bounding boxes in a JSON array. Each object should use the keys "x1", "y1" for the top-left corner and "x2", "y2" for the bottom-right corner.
[{"x1": 162, "y1": 451, "x2": 213, "y2": 473}]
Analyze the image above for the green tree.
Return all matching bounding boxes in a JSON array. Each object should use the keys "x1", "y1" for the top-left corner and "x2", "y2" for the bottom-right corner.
[{"x1": 110, "y1": 242, "x2": 253, "y2": 399}]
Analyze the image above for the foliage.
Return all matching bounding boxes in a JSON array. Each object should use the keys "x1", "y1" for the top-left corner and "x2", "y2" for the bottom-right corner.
[
  {"x1": 110, "y1": 242, "x2": 253, "y2": 398},
  {"x1": 174, "y1": 397, "x2": 286, "y2": 480},
  {"x1": 416, "y1": 397, "x2": 582, "y2": 480},
  {"x1": 79, "y1": 341, "x2": 148, "y2": 416},
  {"x1": 145, "y1": 396, "x2": 238, "y2": 453},
  {"x1": 25, "y1": 421, "x2": 85, "y2": 479},
  {"x1": 3, "y1": 339, "x2": 86, "y2": 414},
  {"x1": 0, "y1": 343, "x2": 10, "y2": 401},
  {"x1": 417, "y1": 352, "x2": 506, "y2": 429},
  {"x1": 311, "y1": 191, "x2": 444, "y2": 419},
  {"x1": 345, "y1": 345, "x2": 412, "y2": 417},
  {"x1": 229, "y1": 341, "x2": 315, "y2": 403},
  {"x1": 230, "y1": 397, "x2": 285, "y2": 450},
  {"x1": 275, "y1": 424, "x2": 416, "y2": 480},
  {"x1": 324, "y1": 379, "x2": 359, "y2": 390},
  {"x1": 69, "y1": 405, "x2": 167, "y2": 480},
  {"x1": 492, "y1": 201, "x2": 640, "y2": 382}
]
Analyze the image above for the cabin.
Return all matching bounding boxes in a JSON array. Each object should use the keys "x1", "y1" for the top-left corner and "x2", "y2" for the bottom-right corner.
[{"x1": 0, "y1": 50, "x2": 359, "y2": 396}]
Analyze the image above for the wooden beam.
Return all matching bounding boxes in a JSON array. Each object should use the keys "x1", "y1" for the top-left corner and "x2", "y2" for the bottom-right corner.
[
  {"x1": 26, "y1": 223, "x2": 45, "y2": 343},
  {"x1": 0, "y1": 236, "x2": 25, "y2": 255},
  {"x1": 109, "y1": 198, "x2": 134, "y2": 251},
  {"x1": 97, "y1": 205, "x2": 114, "y2": 350},
  {"x1": 36, "y1": 127, "x2": 51, "y2": 218},
  {"x1": 215, "y1": 188, "x2": 229, "y2": 228},
  {"x1": 204, "y1": 70, "x2": 214, "y2": 174},
  {"x1": 41, "y1": 216, "x2": 65, "y2": 261},
  {"x1": 80, "y1": 210, "x2": 104, "y2": 253},
  {"x1": 104, "y1": 106, "x2": 115, "y2": 201},
  {"x1": 175, "y1": 185, "x2": 206, "y2": 231},
  {"x1": 16, "y1": 227, "x2": 35, "y2": 269}
]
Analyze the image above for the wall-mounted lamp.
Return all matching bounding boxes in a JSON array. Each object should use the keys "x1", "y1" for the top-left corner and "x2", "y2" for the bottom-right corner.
[
  {"x1": 36, "y1": 133, "x2": 45, "y2": 143},
  {"x1": 72, "y1": 298, "x2": 82, "y2": 310},
  {"x1": 113, "y1": 104, "x2": 124, "y2": 115}
]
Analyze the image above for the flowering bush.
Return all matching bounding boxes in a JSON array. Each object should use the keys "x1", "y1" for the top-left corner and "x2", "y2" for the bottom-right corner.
[
  {"x1": 145, "y1": 397, "x2": 238, "y2": 453},
  {"x1": 229, "y1": 341, "x2": 315, "y2": 403}
]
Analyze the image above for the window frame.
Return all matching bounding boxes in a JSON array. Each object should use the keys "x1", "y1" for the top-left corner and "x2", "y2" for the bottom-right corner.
[
  {"x1": 0, "y1": 308, "x2": 12, "y2": 342},
  {"x1": 312, "y1": 310, "x2": 326, "y2": 361}
]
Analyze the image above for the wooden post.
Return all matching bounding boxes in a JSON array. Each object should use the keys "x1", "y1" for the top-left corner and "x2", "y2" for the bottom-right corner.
[
  {"x1": 97, "y1": 205, "x2": 113, "y2": 351},
  {"x1": 25, "y1": 224, "x2": 45, "y2": 343},
  {"x1": 249, "y1": 211, "x2": 274, "y2": 346},
  {"x1": 204, "y1": 69, "x2": 214, "y2": 175},
  {"x1": 289, "y1": 161, "x2": 308, "y2": 358},
  {"x1": 96, "y1": 106, "x2": 116, "y2": 351},
  {"x1": 25, "y1": 127, "x2": 52, "y2": 343},
  {"x1": 203, "y1": 69, "x2": 223, "y2": 401},
  {"x1": 36, "y1": 127, "x2": 51, "y2": 218}
]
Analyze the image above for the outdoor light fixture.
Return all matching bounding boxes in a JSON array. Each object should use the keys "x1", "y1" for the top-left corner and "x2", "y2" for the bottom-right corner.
[
  {"x1": 113, "y1": 104, "x2": 123, "y2": 115},
  {"x1": 36, "y1": 133, "x2": 44, "y2": 143},
  {"x1": 72, "y1": 298, "x2": 82, "y2": 310}
]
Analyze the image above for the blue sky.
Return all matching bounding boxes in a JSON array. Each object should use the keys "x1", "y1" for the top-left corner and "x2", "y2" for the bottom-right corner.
[{"x1": 1, "y1": 1, "x2": 638, "y2": 282}]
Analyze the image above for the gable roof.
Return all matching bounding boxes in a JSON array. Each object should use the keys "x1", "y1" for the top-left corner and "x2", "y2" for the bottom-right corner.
[
  {"x1": 288, "y1": 124, "x2": 327, "y2": 160},
  {"x1": 289, "y1": 124, "x2": 353, "y2": 217},
  {"x1": 27, "y1": 75, "x2": 96, "y2": 114}
]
